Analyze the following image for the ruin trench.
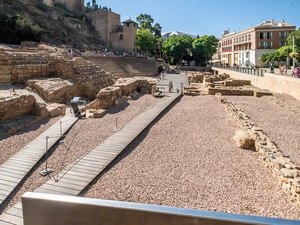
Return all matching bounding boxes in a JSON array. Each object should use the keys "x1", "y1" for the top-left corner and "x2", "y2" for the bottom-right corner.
[
  {"x1": 83, "y1": 95, "x2": 300, "y2": 220},
  {"x1": 219, "y1": 94, "x2": 300, "y2": 210}
]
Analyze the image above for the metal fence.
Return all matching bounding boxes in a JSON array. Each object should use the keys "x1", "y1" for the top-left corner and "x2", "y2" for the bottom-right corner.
[{"x1": 212, "y1": 66, "x2": 266, "y2": 77}]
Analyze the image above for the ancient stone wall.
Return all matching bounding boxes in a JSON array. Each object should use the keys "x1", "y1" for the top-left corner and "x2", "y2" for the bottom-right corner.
[
  {"x1": 85, "y1": 10, "x2": 120, "y2": 46},
  {"x1": 216, "y1": 93, "x2": 300, "y2": 207},
  {"x1": 0, "y1": 95, "x2": 36, "y2": 122}
]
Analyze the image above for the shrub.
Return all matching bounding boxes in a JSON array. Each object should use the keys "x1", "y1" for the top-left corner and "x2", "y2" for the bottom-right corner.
[
  {"x1": 0, "y1": 14, "x2": 42, "y2": 44},
  {"x1": 36, "y1": 2, "x2": 49, "y2": 12}
]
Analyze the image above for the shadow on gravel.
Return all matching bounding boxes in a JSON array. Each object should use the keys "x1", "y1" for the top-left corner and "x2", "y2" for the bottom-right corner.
[
  {"x1": 79, "y1": 95, "x2": 184, "y2": 196},
  {"x1": 106, "y1": 93, "x2": 146, "y2": 115}
]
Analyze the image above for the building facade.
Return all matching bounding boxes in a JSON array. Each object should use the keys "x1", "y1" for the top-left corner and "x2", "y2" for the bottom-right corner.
[
  {"x1": 110, "y1": 19, "x2": 137, "y2": 53},
  {"x1": 219, "y1": 19, "x2": 296, "y2": 67},
  {"x1": 85, "y1": 10, "x2": 137, "y2": 53}
]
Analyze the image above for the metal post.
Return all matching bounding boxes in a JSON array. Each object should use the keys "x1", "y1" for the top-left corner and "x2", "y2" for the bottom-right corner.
[
  {"x1": 45, "y1": 136, "x2": 49, "y2": 170},
  {"x1": 181, "y1": 83, "x2": 184, "y2": 95},
  {"x1": 293, "y1": 36, "x2": 295, "y2": 70},
  {"x1": 40, "y1": 136, "x2": 53, "y2": 176},
  {"x1": 115, "y1": 117, "x2": 118, "y2": 131},
  {"x1": 60, "y1": 121, "x2": 62, "y2": 136}
]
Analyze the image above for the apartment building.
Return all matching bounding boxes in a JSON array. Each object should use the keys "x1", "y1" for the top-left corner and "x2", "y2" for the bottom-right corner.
[{"x1": 219, "y1": 19, "x2": 296, "y2": 67}]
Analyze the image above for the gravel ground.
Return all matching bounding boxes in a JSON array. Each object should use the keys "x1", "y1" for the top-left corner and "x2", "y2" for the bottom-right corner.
[
  {"x1": 84, "y1": 95, "x2": 300, "y2": 220},
  {"x1": 2, "y1": 93, "x2": 300, "y2": 220},
  {"x1": 0, "y1": 116, "x2": 62, "y2": 165},
  {"x1": 226, "y1": 94, "x2": 300, "y2": 166},
  {"x1": 1, "y1": 93, "x2": 158, "y2": 211}
]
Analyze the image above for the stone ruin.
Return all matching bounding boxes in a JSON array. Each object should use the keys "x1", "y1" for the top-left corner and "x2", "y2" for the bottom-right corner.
[
  {"x1": 185, "y1": 71, "x2": 273, "y2": 97},
  {"x1": 215, "y1": 93, "x2": 300, "y2": 208},
  {"x1": 0, "y1": 43, "x2": 161, "y2": 135}
]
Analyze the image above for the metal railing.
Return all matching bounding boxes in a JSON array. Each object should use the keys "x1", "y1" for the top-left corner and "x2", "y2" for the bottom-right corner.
[
  {"x1": 212, "y1": 66, "x2": 266, "y2": 77},
  {"x1": 22, "y1": 192, "x2": 300, "y2": 225}
]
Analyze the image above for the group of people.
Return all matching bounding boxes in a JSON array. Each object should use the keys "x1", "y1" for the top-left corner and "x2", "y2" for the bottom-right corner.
[{"x1": 270, "y1": 63, "x2": 300, "y2": 78}]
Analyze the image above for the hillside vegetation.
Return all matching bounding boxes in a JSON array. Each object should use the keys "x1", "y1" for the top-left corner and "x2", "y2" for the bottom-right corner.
[{"x1": 0, "y1": 0, "x2": 103, "y2": 48}]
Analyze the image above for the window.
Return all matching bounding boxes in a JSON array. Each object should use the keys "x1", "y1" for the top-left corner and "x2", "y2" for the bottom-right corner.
[
  {"x1": 248, "y1": 34, "x2": 251, "y2": 40},
  {"x1": 259, "y1": 42, "x2": 264, "y2": 49},
  {"x1": 242, "y1": 36, "x2": 244, "y2": 42},
  {"x1": 266, "y1": 32, "x2": 272, "y2": 39},
  {"x1": 279, "y1": 41, "x2": 286, "y2": 47},
  {"x1": 245, "y1": 35, "x2": 247, "y2": 41},
  {"x1": 246, "y1": 52, "x2": 250, "y2": 58},
  {"x1": 134, "y1": 42, "x2": 136, "y2": 45},
  {"x1": 119, "y1": 34, "x2": 123, "y2": 40},
  {"x1": 280, "y1": 31, "x2": 286, "y2": 39},
  {"x1": 239, "y1": 37, "x2": 241, "y2": 42},
  {"x1": 266, "y1": 42, "x2": 272, "y2": 49},
  {"x1": 259, "y1": 32, "x2": 264, "y2": 39},
  {"x1": 126, "y1": 23, "x2": 130, "y2": 27}
]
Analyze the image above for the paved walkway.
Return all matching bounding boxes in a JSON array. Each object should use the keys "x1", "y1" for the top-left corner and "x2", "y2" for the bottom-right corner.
[
  {"x1": 0, "y1": 92, "x2": 181, "y2": 225},
  {"x1": 0, "y1": 115, "x2": 79, "y2": 212}
]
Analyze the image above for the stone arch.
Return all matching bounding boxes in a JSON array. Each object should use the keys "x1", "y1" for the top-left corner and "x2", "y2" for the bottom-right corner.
[{"x1": 157, "y1": 62, "x2": 169, "y2": 73}]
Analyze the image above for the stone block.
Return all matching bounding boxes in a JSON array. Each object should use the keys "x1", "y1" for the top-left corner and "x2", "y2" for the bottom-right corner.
[
  {"x1": 93, "y1": 109, "x2": 107, "y2": 118},
  {"x1": 280, "y1": 168, "x2": 293, "y2": 178}
]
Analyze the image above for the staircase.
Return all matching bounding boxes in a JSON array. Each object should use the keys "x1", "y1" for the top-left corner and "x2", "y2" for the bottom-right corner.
[{"x1": 69, "y1": 58, "x2": 115, "y2": 99}]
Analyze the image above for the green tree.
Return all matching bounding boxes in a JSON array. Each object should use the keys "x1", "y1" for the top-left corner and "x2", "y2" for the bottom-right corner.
[
  {"x1": 137, "y1": 29, "x2": 157, "y2": 54},
  {"x1": 0, "y1": 14, "x2": 42, "y2": 44},
  {"x1": 136, "y1": 14, "x2": 154, "y2": 30},
  {"x1": 136, "y1": 14, "x2": 162, "y2": 37},
  {"x1": 162, "y1": 35, "x2": 193, "y2": 65},
  {"x1": 260, "y1": 53, "x2": 270, "y2": 66},
  {"x1": 192, "y1": 35, "x2": 219, "y2": 65}
]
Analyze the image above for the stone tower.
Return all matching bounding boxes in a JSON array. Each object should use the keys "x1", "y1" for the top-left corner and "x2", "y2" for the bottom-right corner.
[
  {"x1": 109, "y1": 19, "x2": 137, "y2": 53},
  {"x1": 85, "y1": 9, "x2": 121, "y2": 46}
]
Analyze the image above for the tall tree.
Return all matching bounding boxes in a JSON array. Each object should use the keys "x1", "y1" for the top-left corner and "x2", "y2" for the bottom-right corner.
[
  {"x1": 192, "y1": 35, "x2": 218, "y2": 64},
  {"x1": 162, "y1": 35, "x2": 193, "y2": 65},
  {"x1": 137, "y1": 29, "x2": 157, "y2": 54},
  {"x1": 136, "y1": 14, "x2": 154, "y2": 31}
]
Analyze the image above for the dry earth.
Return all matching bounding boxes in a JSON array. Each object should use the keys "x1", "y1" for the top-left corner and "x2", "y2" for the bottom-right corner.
[
  {"x1": 0, "y1": 93, "x2": 158, "y2": 212},
  {"x1": 1, "y1": 93, "x2": 300, "y2": 220},
  {"x1": 84, "y1": 95, "x2": 300, "y2": 220}
]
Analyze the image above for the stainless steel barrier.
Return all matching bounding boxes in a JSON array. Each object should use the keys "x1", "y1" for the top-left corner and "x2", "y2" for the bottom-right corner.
[{"x1": 22, "y1": 192, "x2": 299, "y2": 225}]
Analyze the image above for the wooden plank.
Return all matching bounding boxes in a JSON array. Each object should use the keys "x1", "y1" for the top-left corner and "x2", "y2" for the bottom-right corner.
[
  {"x1": 0, "y1": 219, "x2": 16, "y2": 225},
  {"x1": 45, "y1": 180, "x2": 84, "y2": 191},
  {"x1": 48, "y1": 177, "x2": 89, "y2": 187},
  {"x1": 0, "y1": 189, "x2": 11, "y2": 196},
  {"x1": 0, "y1": 171, "x2": 24, "y2": 179},
  {"x1": 0, "y1": 179, "x2": 18, "y2": 187},
  {"x1": 38, "y1": 183, "x2": 79, "y2": 196},
  {"x1": 2, "y1": 159, "x2": 34, "y2": 167},
  {"x1": 0, "y1": 212, "x2": 24, "y2": 225},
  {"x1": 0, "y1": 167, "x2": 26, "y2": 175},
  {"x1": 0, "y1": 164, "x2": 31, "y2": 172},
  {"x1": 59, "y1": 170, "x2": 96, "y2": 179},
  {"x1": 0, "y1": 175, "x2": 21, "y2": 183},
  {"x1": 5, "y1": 206, "x2": 23, "y2": 217},
  {"x1": 55, "y1": 173, "x2": 92, "y2": 183},
  {"x1": 34, "y1": 187, "x2": 69, "y2": 195},
  {"x1": 0, "y1": 193, "x2": 7, "y2": 201},
  {"x1": 0, "y1": 185, "x2": 14, "y2": 192}
]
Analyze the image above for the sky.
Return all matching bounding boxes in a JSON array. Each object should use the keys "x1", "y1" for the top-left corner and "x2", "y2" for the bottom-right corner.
[{"x1": 91, "y1": 0, "x2": 300, "y2": 38}]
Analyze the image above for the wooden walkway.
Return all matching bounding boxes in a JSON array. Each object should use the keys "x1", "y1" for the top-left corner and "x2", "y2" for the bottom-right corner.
[
  {"x1": 0, "y1": 115, "x2": 79, "y2": 220},
  {"x1": 0, "y1": 92, "x2": 181, "y2": 225}
]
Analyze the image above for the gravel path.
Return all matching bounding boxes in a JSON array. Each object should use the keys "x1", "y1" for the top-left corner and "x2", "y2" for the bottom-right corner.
[
  {"x1": 1, "y1": 93, "x2": 159, "y2": 211},
  {"x1": 226, "y1": 94, "x2": 300, "y2": 166},
  {"x1": 84, "y1": 95, "x2": 300, "y2": 220}
]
